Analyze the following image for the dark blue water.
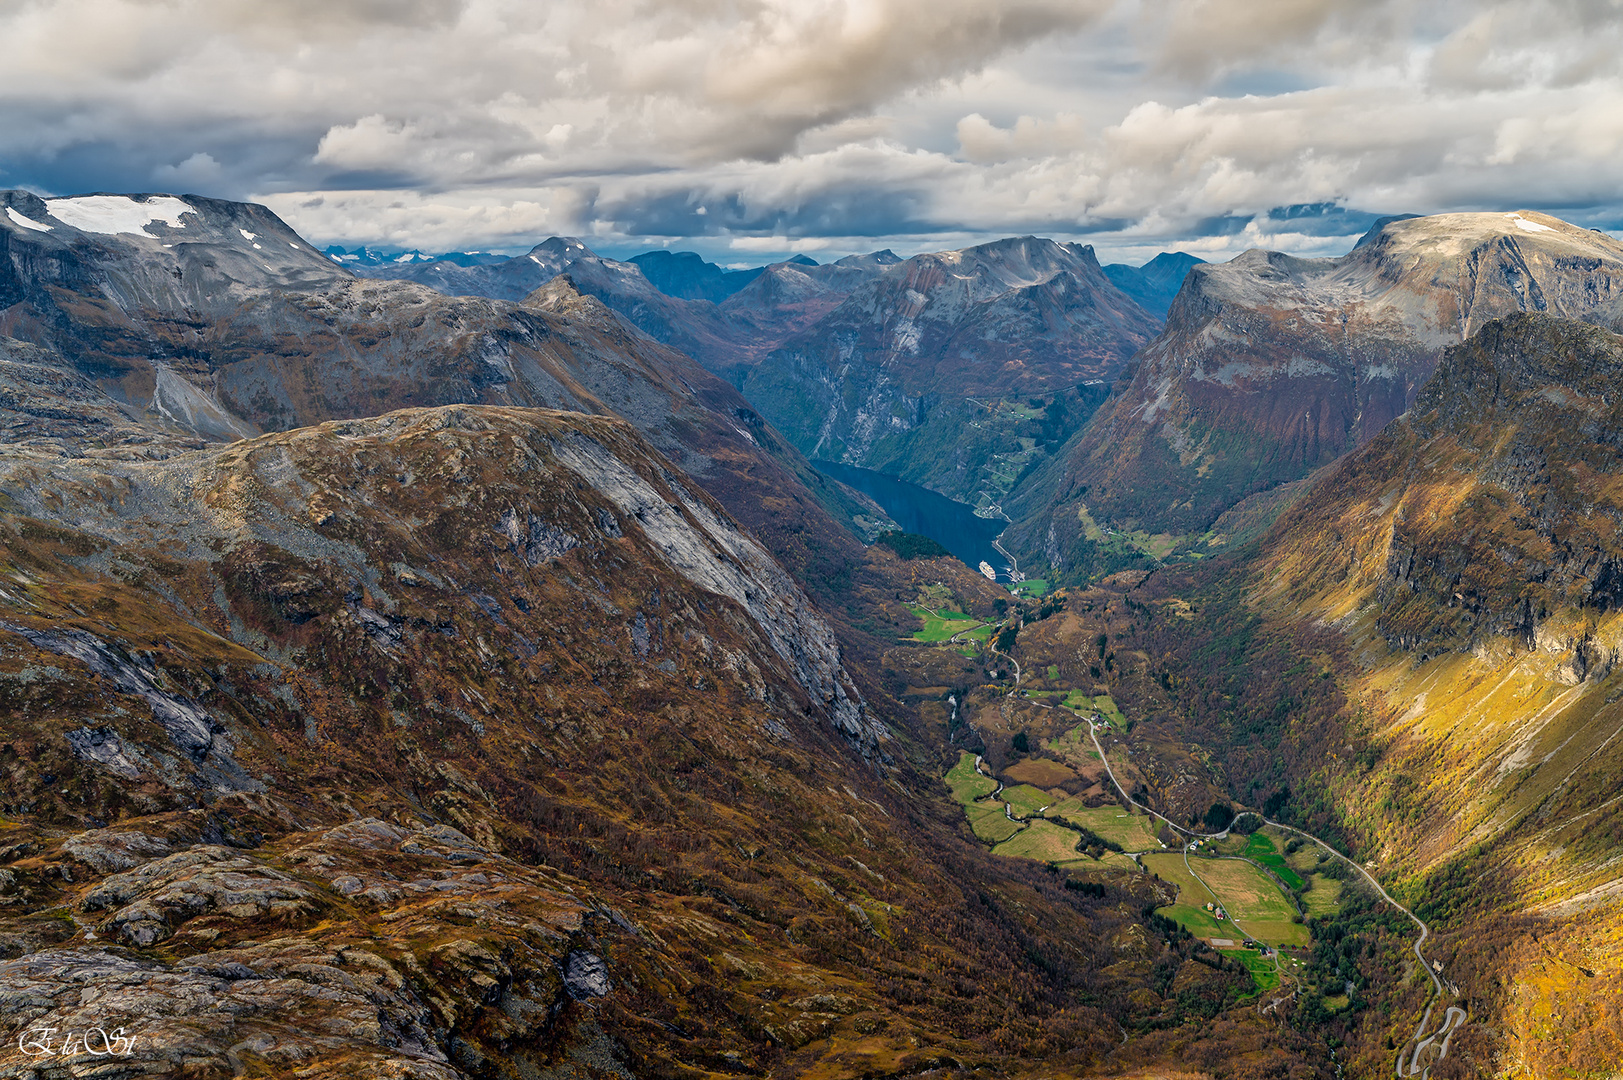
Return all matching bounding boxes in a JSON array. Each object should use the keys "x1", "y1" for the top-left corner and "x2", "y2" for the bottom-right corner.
[{"x1": 814, "y1": 460, "x2": 1013, "y2": 581}]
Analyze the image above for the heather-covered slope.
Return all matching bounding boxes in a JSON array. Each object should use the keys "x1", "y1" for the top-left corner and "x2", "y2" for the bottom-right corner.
[
  {"x1": 741, "y1": 237, "x2": 1158, "y2": 506},
  {"x1": 1246, "y1": 313, "x2": 1623, "y2": 1073},
  {"x1": 0, "y1": 403, "x2": 1317, "y2": 1078},
  {"x1": 1014, "y1": 212, "x2": 1623, "y2": 576}
]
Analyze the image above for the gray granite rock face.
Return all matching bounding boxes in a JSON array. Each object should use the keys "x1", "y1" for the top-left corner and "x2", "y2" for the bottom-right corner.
[{"x1": 564, "y1": 950, "x2": 611, "y2": 1000}]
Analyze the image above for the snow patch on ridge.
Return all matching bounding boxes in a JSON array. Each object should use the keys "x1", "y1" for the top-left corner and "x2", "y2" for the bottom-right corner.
[
  {"x1": 1507, "y1": 213, "x2": 1553, "y2": 234},
  {"x1": 47, "y1": 195, "x2": 195, "y2": 237},
  {"x1": 6, "y1": 207, "x2": 52, "y2": 232}
]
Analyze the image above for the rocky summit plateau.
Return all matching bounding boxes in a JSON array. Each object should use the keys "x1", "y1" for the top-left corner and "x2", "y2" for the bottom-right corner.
[{"x1": 2, "y1": 190, "x2": 1622, "y2": 1080}]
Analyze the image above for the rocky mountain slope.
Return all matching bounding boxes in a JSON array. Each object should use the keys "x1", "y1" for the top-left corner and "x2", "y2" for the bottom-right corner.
[
  {"x1": 627, "y1": 250, "x2": 778, "y2": 303},
  {"x1": 343, "y1": 236, "x2": 759, "y2": 375},
  {"x1": 711, "y1": 251, "x2": 905, "y2": 372},
  {"x1": 1243, "y1": 313, "x2": 1623, "y2": 1073},
  {"x1": 1013, "y1": 212, "x2": 1623, "y2": 575},
  {"x1": 741, "y1": 236, "x2": 1160, "y2": 506},
  {"x1": 0, "y1": 190, "x2": 895, "y2": 605},
  {"x1": 0, "y1": 403, "x2": 1130, "y2": 1077},
  {"x1": 1102, "y1": 252, "x2": 1204, "y2": 319}
]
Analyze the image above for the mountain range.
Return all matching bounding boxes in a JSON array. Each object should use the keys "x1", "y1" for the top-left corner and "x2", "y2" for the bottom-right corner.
[
  {"x1": 0, "y1": 189, "x2": 1284, "y2": 1078},
  {"x1": 6, "y1": 189, "x2": 1623, "y2": 1077},
  {"x1": 359, "y1": 234, "x2": 1166, "y2": 507},
  {"x1": 1006, "y1": 211, "x2": 1623, "y2": 577}
]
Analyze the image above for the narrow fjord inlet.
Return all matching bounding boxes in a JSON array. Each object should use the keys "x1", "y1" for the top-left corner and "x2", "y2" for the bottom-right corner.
[{"x1": 812, "y1": 460, "x2": 1015, "y2": 580}]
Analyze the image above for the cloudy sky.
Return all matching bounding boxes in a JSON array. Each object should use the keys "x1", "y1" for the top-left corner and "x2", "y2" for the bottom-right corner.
[{"x1": 4, "y1": 0, "x2": 1622, "y2": 264}]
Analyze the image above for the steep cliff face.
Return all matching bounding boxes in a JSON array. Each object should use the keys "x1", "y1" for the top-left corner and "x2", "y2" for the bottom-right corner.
[
  {"x1": 1264, "y1": 312, "x2": 1623, "y2": 664},
  {"x1": 1, "y1": 405, "x2": 881, "y2": 756},
  {"x1": 1016, "y1": 212, "x2": 1623, "y2": 569},
  {"x1": 741, "y1": 237, "x2": 1158, "y2": 505}
]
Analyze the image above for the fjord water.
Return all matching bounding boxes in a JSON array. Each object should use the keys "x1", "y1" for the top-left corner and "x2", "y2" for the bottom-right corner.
[{"x1": 814, "y1": 460, "x2": 1011, "y2": 580}]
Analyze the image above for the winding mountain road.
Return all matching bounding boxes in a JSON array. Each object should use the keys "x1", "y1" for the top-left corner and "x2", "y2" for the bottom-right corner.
[
  {"x1": 955, "y1": 611, "x2": 1461, "y2": 1074},
  {"x1": 1075, "y1": 713, "x2": 1461, "y2": 1077}
]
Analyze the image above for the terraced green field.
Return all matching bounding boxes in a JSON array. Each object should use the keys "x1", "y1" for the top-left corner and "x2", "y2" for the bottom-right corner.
[
  {"x1": 945, "y1": 752, "x2": 995, "y2": 804},
  {"x1": 992, "y1": 820, "x2": 1081, "y2": 863},
  {"x1": 1050, "y1": 802, "x2": 1163, "y2": 851},
  {"x1": 1242, "y1": 831, "x2": 1306, "y2": 889}
]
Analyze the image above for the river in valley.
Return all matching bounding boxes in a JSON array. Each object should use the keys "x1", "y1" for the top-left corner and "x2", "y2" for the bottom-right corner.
[{"x1": 813, "y1": 460, "x2": 1016, "y2": 582}]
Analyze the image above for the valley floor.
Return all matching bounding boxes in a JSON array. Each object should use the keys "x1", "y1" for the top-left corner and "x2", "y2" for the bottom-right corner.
[{"x1": 903, "y1": 581, "x2": 1482, "y2": 1078}]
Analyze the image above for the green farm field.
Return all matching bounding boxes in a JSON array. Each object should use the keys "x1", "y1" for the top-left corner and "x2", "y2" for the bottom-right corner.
[
  {"x1": 1073, "y1": 850, "x2": 1141, "y2": 873},
  {"x1": 1302, "y1": 874, "x2": 1343, "y2": 917},
  {"x1": 1059, "y1": 692, "x2": 1126, "y2": 727},
  {"x1": 1194, "y1": 857, "x2": 1310, "y2": 948},
  {"x1": 945, "y1": 752, "x2": 995, "y2": 804},
  {"x1": 1143, "y1": 852, "x2": 1218, "y2": 908},
  {"x1": 965, "y1": 802, "x2": 1022, "y2": 843},
  {"x1": 1050, "y1": 801, "x2": 1163, "y2": 851},
  {"x1": 1223, "y1": 948, "x2": 1281, "y2": 994},
  {"x1": 1242, "y1": 831, "x2": 1306, "y2": 889},
  {"x1": 1158, "y1": 902, "x2": 1228, "y2": 939},
  {"x1": 998, "y1": 784, "x2": 1054, "y2": 817},
  {"x1": 992, "y1": 820, "x2": 1081, "y2": 863},
  {"x1": 907, "y1": 605, "x2": 984, "y2": 642}
]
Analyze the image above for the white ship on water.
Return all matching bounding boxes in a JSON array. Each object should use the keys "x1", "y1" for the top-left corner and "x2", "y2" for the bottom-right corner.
[{"x1": 978, "y1": 560, "x2": 997, "y2": 580}]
